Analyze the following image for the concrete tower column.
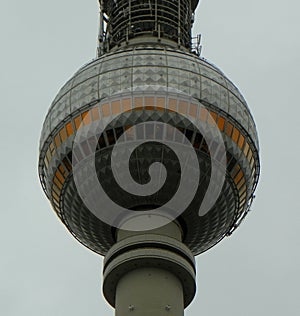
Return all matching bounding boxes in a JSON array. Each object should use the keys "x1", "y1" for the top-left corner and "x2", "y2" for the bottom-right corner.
[{"x1": 102, "y1": 215, "x2": 196, "y2": 316}]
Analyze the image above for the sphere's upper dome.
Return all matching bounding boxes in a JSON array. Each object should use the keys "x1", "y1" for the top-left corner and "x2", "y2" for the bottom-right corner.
[{"x1": 39, "y1": 44, "x2": 259, "y2": 255}]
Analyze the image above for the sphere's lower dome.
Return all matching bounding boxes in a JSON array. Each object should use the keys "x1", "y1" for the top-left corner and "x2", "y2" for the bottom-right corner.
[{"x1": 39, "y1": 45, "x2": 260, "y2": 255}]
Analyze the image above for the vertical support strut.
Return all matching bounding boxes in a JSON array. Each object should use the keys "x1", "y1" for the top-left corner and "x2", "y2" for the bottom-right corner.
[
  {"x1": 178, "y1": 0, "x2": 181, "y2": 46},
  {"x1": 98, "y1": 0, "x2": 104, "y2": 56}
]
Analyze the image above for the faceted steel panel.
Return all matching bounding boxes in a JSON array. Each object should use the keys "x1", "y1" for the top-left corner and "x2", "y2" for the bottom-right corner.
[
  {"x1": 40, "y1": 47, "x2": 259, "y2": 149},
  {"x1": 61, "y1": 151, "x2": 236, "y2": 255}
]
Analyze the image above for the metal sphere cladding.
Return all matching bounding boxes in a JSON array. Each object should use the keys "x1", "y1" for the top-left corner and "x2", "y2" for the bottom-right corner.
[{"x1": 38, "y1": 46, "x2": 260, "y2": 255}]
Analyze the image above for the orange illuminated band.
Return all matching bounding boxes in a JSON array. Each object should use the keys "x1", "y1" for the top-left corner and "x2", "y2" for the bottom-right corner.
[{"x1": 42, "y1": 96, "x2": 256, "y2": 213}]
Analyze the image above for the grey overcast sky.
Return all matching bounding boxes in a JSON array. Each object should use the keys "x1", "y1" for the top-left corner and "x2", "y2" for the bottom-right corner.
[{"x1": 1, "y1": 0, "x2": 299, "y2": 315}]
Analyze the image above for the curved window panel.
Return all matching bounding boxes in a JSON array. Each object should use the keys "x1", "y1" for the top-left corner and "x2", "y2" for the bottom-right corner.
[
  {"x1": 82, "y1": 111, "x2": 92, "y2": 125},
  {"x1": 122, "y1": 98, "x2": 132, "y2": 112},
  {"x1": 54, "y1": 134, "x2": 61, "y2": 148},
  {"x1": 59, "y1": 126, "x2": 67, "y2": 142},
  {"x1": 66, "y1": 122, "x2": 74, "y2": 136},
  {"x1": 238, "y1": 134, "x2": 245, "y2": 149},
  {"x1": 226, "y1": 122, "x2": 233, "y2": 138},
  {"x1": 91, "y1": 107, "x2": 100, "y2": 121},
  {"x1": 101, "y1": 103, "x2": 110, "y2": 117},
  {"x1": 74, "y1": 115, "x2": 82, "y2": 130},
  {"x1": 189, "y1": 103, "x2": 198, "y2": 118},
  {"x1": 217, "y1": 116, "x2": 225, "y2": 131},
  {"x1": 232, "y1": 127, "x2": 239, "y2": 143},
  {"x1": 111, "y1": 100, "x2": 121, "y2": 115},
  {"x1": 200, "y1": 108, "x2": 208, "y2": 122}
]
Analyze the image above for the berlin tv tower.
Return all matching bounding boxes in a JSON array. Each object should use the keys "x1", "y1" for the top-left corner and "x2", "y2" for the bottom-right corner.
[{"x1": 39, "y1": 1, "x2": 260, "y2": 315}]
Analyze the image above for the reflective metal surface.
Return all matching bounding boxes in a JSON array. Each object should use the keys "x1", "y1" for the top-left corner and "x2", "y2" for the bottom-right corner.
[{"x1": 39, "y1": 45, "x2": 260, "y2": 255}]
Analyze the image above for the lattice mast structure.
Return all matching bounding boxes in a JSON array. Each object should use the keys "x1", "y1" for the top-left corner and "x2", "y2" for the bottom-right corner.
[{"x1": 38, "y1": 1, "x2": 260, "y2": 315}]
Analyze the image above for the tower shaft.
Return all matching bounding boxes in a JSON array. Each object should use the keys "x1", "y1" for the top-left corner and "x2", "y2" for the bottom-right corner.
[
  {"x1": 116, "y1": 267, "x2": 184, "y2": 316},
  {"x1": 103, "y1": 217, "x2": 196, "y2": 315}
]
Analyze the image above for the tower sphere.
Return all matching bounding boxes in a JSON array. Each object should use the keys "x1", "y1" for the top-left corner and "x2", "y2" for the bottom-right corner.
[{"x1": 38, "y1": 45, "x2": 260, "y2": 255}]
